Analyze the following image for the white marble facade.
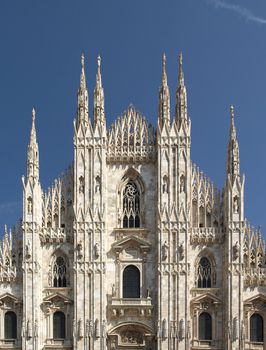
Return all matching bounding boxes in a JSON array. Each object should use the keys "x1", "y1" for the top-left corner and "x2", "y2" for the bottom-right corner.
[{"x1": 0, "y1": 53, "x2": 265, "y2": 350}]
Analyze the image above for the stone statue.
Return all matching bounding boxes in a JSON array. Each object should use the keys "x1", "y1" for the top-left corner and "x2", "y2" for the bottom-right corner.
[
  {"x1": 27, "y1": 197, "x2": 33, "y2": 214},
  {"x1": 180, "y1": 176, "x2": 185, "y2": 193},
  {"x1": 233, "y1": 196, "x2": 239, "y2": 214},
  {"x1": 162, "y1": 241, "x2": 168, "y2": 260},
  {"x1": 179, "y1": 319, "x2": 185, "y2": 340},
  {"x1": 78, "y1": 318, "x2": 83, "y2": 338},
  {"x1": 95, "y1": 318, "x2": 100, "y2": 338},
  {"x1": 233, "y1": 241, "x2": 239, "y2": 260},
  {"x1": 27, "y1": 319, "x2": 32, "y2": 338},
  {"x1": 94, "y1": 243, "x2": 100, "y2": 259},
  {"x1": 112, "y1": 283, "x2": 116, "y2": 297},
  {"x1": 241, "y1": 320, "x2": 245, "y2": 341},
  {"x1": 178, "y1": 242, "x2": 184, "y2": 260},
  {"x1": 79, "y1": 176, "x2": 84, "y2": 194}
]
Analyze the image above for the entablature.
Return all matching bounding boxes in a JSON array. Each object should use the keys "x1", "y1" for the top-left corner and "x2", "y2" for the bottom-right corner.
[
  {"x1": 244, "y1": 267, "x2": 266, "y2": 287},
  {"x1": 110, "y1": 297, "x2": 153, "y2": 318},
  {"x1": 190, "y1": 228, "x2": 225, "y2": 245}
]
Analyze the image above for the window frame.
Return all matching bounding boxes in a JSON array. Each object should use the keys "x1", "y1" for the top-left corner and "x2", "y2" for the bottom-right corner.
[
  {"x1": 250, "y1": 313, "x2": 264, "y2": 343},
  {"x1": 199, "y1": 312, "x2": 212, "y2": 341},
  {"x1": 53, "y1": 311, "x2": 66, "y2": 339},
  {"x1": 4, "y1": 311, "x2": 17, "y2": 340}
]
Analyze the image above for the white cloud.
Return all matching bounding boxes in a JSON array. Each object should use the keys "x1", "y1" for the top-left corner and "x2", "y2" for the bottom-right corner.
[
  {"x1": 208, "y1": 0, "x2": 266, "y2": 24},
  {"x1": 0, "y1": 201, "x2": 21, "y2": 213}
]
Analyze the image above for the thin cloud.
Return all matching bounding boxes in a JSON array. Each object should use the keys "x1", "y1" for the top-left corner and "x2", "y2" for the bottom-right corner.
[
  {"x1": 208, "y1": 0, "x2": 266, "y2": 24},
  {"x1": 0, "y1": 201, "x2": 21, "y2": 213}
]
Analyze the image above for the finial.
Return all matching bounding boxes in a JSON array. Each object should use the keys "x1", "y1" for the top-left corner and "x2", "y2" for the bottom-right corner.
[
  {"x1": 162, "y1": 53, "x2": 166, "y2": 68},
  {"x1": 32, "y1": 107, "x2": 36, "y2": 122},
  {"x1": 230, "y1": 105, "x2": 235, "y2": 119},
  {"x1": 97, "y1": 55, "x2": 101, "y2": 68},
  {"x1": 81, "y1": 52, "x2": 85, "y2": 69},
  {"x1": 179, "y1": 52, "x2": 183, "y2": 67}
]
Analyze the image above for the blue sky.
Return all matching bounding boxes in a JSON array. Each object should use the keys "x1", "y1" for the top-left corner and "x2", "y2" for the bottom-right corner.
[{"x1": 0, "y1": 0, "x2": 266, "y2": 235}]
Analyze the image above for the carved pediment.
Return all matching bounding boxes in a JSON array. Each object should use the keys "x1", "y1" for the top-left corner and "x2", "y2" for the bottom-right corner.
[
  {"x1": 0, "y1": 293, "x2": 22, "y2": 308},
  {"x1": 43, "y1": 292, "x2": 72, "y2": 305},
  {"x1": 112, "y1": 236, "x2": 151, "y2": 262},
  {"x1": 191, "y1": 292, "x2": 222, "y2": 307},
  {"x1": 112, "y1": 235, "x2": 151, "y2": 252},
  {"x1": 244, "y1": 294, "x2": 266, "y2": 305}
]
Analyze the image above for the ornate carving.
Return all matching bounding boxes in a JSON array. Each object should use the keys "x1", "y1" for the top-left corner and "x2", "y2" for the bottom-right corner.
[
  {"x1": 120, "y1": 330, "x2": 143, "y2": 344},
  {"x1": 107, "y1": 105, "x2": 156, "y2": 162},
  {"x1": 162, "y1": 241, "x2": 168, "y2": 260}
]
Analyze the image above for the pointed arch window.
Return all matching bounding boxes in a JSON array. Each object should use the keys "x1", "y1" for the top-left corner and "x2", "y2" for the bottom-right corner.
[
  {"x1": 123, "y1": 265, "x2": 140, "y2": 298},
  {"x1": 250, "y1": 313, "x2": 264, "y2": 342},
  {"x1": 122, "y1": 181, "x2": 140, "y2": 228},
  {"x1": 53, "y1": 256, "x2": 67, "y2": 287},
  {"x1": 53, "y1": 311, "x2": 66, "y2": 339},
  {"x1": 197, "y1": 257, "x2": 212, "y2": 288},
  {"x1": 199, "y1": 312, "x2": 212, "y2": 340},
  {"x1": 5, "y1": 311, "x2": 17, "y2": 339}
]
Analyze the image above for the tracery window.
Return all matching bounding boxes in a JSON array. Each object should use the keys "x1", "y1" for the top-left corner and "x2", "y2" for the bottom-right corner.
[
  {"x1": 123, "y1": 265, "x2": 140, "y2": 298},
  {"x1": 5, "y1": 311, "x2": 17, "y2": 339},
  {"x1": 199, "y1": 312, "x2": 212, "y2": 340},
  {"x1": 53, "y1": 311, "x2": 66, "y2": 339},
  {"x1": 53, "y1": 257, "x2": 67, "y2": 287},
  {"x1": 250, "y1": 313, "x2": 264, "y2": 342},
  {"x1": 197, "y1": 257, "x2": 212, "y2": 288},
  {"x1": 122, "y1": 181, "x2": 140, "y2": 228}
]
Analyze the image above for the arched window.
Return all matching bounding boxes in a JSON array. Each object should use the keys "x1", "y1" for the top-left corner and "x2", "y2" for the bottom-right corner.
[
  {"x1": 53, "y1": 311, "x2": 66, "y2": 339},
  {"x1": 123, "y1": 265, "x2": 140, "y2": 298},
  {"x1": 197, "y1": 257, "x2": 212, "y2": 288},
  {"x1": 5, "y1": 311, "x2": 17, "y2": 339},
  {"x1": 199, "y1": 312, "x2": 212, "y2": 340},
  {"x1": 199, "y1": 206, "x2": 205, "y2": 227},
  {"x1": 122, "y1": 181, "x2": 140, "y2": 228},
  {"x1": 53, "y1": 256, "x2": 67, "y2": 287},
  {"x1": 192, "y1": 200, "x2": 197, "y2": 227},
  {"x1": 250, "y1": 314, "x2": 264, "y2": 342}
]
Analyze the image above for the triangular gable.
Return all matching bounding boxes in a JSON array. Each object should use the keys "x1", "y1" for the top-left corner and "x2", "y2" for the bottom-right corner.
[
  {"x1": 112, "y1": 235, "x2": 151, "y2": 251},
  {"x1": 244, "y1": 294, "x2": 266, "y2": 305},
  {"x1": 191, "y1": 292, "x2": 222, "y2": 305},
  {"x1": 43, "y1": 292, "x2": 72, "y2": 304},
  {"x1": 0, "y1": 292, "x2": 20, "y2": 303}
]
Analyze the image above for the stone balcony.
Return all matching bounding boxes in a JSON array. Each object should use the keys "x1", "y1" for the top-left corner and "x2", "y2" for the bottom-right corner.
[
  {"x1": 44, "y1": 339, "x2": 72, "y2": 349},
  {"x1": 110, "y1": 297, "x2": 153, "y2": 318},
  {"x1": 191, "y1": 339, "x2": 223, "y2": 349},
  {"x1": 39, "y1": 227, "x2": 72, "y2": 244},
  {"x1": 244, "y1": 267, "x2": 266, "y2": 287},
  {"x1": 0, "y1": 339, "x2": 21, "y2": 349},
  {"x1": 190, "y1": 227, "x2": 225, "y2": 245},
  {"x1": 0, "y1": 266, "x2": 17, "y2": 282}
]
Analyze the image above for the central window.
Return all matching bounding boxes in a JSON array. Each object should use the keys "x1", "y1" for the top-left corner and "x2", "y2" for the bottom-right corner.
[
  {"x1": 197, "y1": 257, "x2": 212, "y2": 288},
  {"x1": 53, "y1": 257, "x2": 67, "y2": 287},
  {"x1": 123, "y1": 265, "x2": 140, "y2": 298},
  {"x1": 122, "y1": 181, "x2": 140, "y2": 228}
]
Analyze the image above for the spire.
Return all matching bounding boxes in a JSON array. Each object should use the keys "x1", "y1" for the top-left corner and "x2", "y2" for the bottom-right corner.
[
  {"x1": 27, "y1": 108, "x2": 39, "y2": 181},
  {"x1": 77, "y1": 53, "x2": 89, "y2": 128},
  {"x1": 158, "y1": 53, "x2": 170, "y2": 128},
  {"x1": 227, "y1": 105, "x2": 240, "y2": 179},
  {"x1": 175, "y1": 52, "x2": 188, "y2": 127},
  {"x1": 93, "y1": 55, "x2": 105, "y2": 128}
]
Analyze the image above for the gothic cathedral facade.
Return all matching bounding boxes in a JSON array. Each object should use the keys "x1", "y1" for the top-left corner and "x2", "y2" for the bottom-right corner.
[{"x1": 0, "y1": 53, "x2": 265, "y2": 350}]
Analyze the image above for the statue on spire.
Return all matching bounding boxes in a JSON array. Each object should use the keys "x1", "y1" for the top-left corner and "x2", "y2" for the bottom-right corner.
[
  {"x1": 176, "y1": 51, "x2": 188, "y2": 127},
  {"x1": 76, "y1": 52, "x2": 89, "y2": 128},
  {"x1": 227, "y1": 105, "x2": 240, "y2": 179},
  {"x1": 158, "y1": 53, "x2": 170, "y2": 128},
  {"x1": 94, "y1": 54, "x2": 105, "y2": 128},
  {"x1": 27, "y1": 108, "x2": 39, "y2": 181}
]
